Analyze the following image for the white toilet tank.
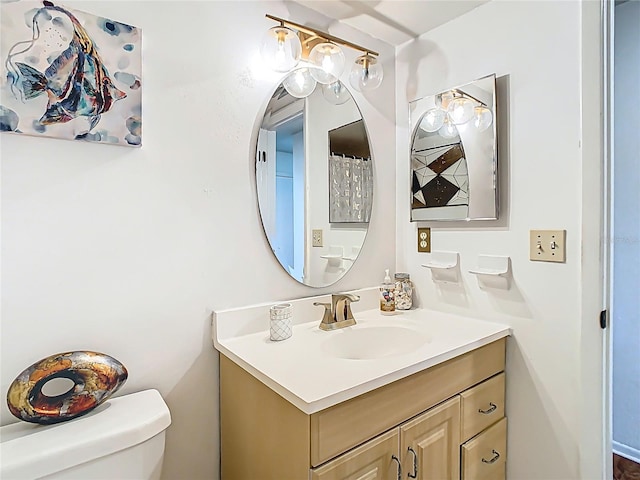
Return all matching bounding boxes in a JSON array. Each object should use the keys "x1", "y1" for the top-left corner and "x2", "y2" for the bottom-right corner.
[{"x1": 0, "y1": 389, "x2": 171, "y2": 480}]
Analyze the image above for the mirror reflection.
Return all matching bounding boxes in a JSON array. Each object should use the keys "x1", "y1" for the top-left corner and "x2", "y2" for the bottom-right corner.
[
  {"x1": 410, "y1": 74, "x2": 497, "y2": 221},
  {"x1": 256, "y1": 81, "x2": 372, "y2": 287}
]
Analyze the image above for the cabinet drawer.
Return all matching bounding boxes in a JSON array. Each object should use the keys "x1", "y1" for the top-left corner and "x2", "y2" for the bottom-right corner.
[
  {"x1": 461, "y1": 417, "x2": 507, "y2": 480},
  {"x1": 460, "y1": 372, "x2": 505, "y2": 441}
]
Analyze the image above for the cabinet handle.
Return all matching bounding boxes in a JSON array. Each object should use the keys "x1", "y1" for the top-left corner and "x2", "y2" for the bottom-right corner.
[
  {"x1": 481, "y1": 449, "x2": 501, "y2": 464},
  {"x1": 407, "y1": 447, "x2": 418, "y2": 478},
  {"x1": 478, "y1": 402, "x2": 497, "y2": 414},
  {"x1": 391, "y1": 455, "x2": 402, "y2": 480}
]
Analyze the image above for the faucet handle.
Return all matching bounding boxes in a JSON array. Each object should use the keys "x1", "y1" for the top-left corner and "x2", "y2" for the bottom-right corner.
[
  {"x1": 313, "y1": 302, "x2": 333, "y2": 326},
  {"x1": 332, "y1": 293, "x2": 360, "y2": 303},
  {"x1": 332, "y1": 294, "x2": 359, "y2": 323}
]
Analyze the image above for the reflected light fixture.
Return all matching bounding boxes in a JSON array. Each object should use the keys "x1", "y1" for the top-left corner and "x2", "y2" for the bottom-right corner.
[
  {"x1": 447, "y1": 96, "x2": 475, "y2": 124},
  {"x1": 438, "y1": 117, "x2": 459, "y2": 139},
  {"x1": 435, "y1": 91, "x2": 455, "y2": 110},
  {"x1": 282, "y1": 67, "x2": 317, "y2": 98},
  {"x1": 421, "y1": 108, "x2": 447, "y2": 132},
  {"x1": 261, "y1": 14, "x2": 382, "y2": 98},
  {"x1": 427, "y1": 89, "x2": 493, "y2": 138},
  {"x1": 473, "y1": 106, "x2": 493, "y2": 132},
  {"x1": 322, "y1": 81, "x2": 351, "y2": 105}
]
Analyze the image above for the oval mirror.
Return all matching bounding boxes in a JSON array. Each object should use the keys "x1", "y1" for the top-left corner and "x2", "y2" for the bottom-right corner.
[{"x1": 255, "y1": 81, "x2": 373, "y2": 287}]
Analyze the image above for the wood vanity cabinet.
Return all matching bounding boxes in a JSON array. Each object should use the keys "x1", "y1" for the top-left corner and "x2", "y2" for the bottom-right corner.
[{"x1": 220, "y1": 338, "x2": 507, "y2": 480}]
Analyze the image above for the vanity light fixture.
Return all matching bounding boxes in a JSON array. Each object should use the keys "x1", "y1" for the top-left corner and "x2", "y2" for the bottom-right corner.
[
  {"x1": 308, "y1": 42, "x2": 345, "y2": 84},
  {"x1": 423, "y1": 89, "x2": 494, "y2": 136},
  {"x1": 261, "y1": 14, "x2": 383, "y2": 97},
  {"x1": 260, "y1": 23, "x2": 302, "y2": 72}
]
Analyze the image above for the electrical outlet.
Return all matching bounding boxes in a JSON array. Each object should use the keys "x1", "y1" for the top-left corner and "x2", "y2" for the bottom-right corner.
[
  {"x1": 312, "y1": 229, "x2": 323, "y2": 247},
  {"x1": 418, "y1": 228, "x2": 431, "y2": 253},
  {"x1": 530, "y1": 230, "x2": 566, "y2": 262}
]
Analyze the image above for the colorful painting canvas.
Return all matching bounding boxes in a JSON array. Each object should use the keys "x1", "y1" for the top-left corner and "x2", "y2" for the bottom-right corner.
[{"x1": 0, "y1": 1, "x2": 142, "y2": 147}]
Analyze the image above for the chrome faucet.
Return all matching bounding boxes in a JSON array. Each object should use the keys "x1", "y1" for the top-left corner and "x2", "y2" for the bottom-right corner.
[{"x1": 313, "y1": 293, "x2": 360, "y2": 331}]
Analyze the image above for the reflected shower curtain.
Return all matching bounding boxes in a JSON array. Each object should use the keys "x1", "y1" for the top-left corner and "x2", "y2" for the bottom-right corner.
[{"x1": 329, "y1": 153, "x2": 372, "y2": 223}]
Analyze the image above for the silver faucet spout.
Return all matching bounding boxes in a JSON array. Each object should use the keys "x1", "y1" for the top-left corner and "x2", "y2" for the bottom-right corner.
[{"x1": 314, "y1": 293, "x2": 360, "y2": 330}]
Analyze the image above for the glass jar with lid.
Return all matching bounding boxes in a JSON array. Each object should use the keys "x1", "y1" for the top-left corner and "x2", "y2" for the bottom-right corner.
[{"x1": 394, "y1": 273, "x2": 413, "y2": 310}]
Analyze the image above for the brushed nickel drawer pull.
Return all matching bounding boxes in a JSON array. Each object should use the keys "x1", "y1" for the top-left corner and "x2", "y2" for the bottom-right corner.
[
  {"x1": 482, "y1": 449, "x2": 501, "y2": 464},
  {"x1": 407, "y1": 447, "x2": 418, "y2": 478},
  {"x1": 478, "y1": 402, "x2": 497, "y2": 414},
  {"x1": 391, "y1": 455, "x2": 402, "y2": 480}
]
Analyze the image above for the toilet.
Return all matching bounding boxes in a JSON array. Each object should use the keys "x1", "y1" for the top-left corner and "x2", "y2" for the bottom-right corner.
[{"x1": 0, "y1": 389, "x2": 171, "y2": 480}]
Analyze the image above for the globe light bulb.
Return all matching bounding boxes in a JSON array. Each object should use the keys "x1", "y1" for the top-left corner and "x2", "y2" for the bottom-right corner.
[
  {"x1": 282, "y1": 68, "x2": 317, "y2": 98},
  {"x1": 322, "y1": 81, "x2": 351, "y2": 105},
  {"x1": 349, "y1": 54, "x2": 383, "y2": 92},
  {"x1": 309, "y1": 42, "x2": 345, "y2": 84},
  {"x1": 447, "y1": 97, "x2": 475, "y2": 124},
  {"x1": 438, "y1": 118, "x2": 459, "y2": 139},
  {"x1": 260, "y1": 26, "x2": 301, "y2": 72},
  {"x1": 473, "y1": 106, "x2": 493, "y2": 132},
  {"x1": 419, "y1": 108, "x2": 446, "y2": 133}
]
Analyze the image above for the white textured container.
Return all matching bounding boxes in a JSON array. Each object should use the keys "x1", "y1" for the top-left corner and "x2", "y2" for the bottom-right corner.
[
  {"x1": 270, "y1": 303, "x2": 292, "y2": 341},
  {"x1": 0, "y1": 389, "x2": 171, "y2": 480}
]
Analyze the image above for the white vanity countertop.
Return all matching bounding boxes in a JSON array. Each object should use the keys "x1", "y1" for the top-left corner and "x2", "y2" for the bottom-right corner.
[{"x1": 212, "y1": 290, "x2": 510, "y2": 414}]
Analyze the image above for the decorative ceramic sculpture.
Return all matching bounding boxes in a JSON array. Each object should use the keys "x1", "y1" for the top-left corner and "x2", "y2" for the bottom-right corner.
[{"x1": 6, "y1": 351, "x2": 128, "y2": 424}]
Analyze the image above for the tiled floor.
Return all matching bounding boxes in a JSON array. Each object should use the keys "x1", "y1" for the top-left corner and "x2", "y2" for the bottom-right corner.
[{"x1": 614, "y1": 454, "x2": 640, "y2": 480}]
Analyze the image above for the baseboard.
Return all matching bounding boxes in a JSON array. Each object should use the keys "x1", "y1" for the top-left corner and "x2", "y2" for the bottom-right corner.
[{"x1": 613, "y1": 440, "x2": 640, "y2": 464}]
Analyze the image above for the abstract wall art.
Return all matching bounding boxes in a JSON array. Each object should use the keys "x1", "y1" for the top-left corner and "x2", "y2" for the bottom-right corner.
[{"x1": 0, "y1": 1, "x2": 142, "y2": 146}]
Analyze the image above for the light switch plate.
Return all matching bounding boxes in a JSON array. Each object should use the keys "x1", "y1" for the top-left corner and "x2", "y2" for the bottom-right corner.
[
  {"x1": 418, "y1": 228, "x2": 431, "y2": 253},
  {"x1": 312, "y1": 229, "x2": 323, "y2": 247},
  {"x1": 530, "y1": 230, "x2": 566, "y2": 262}
]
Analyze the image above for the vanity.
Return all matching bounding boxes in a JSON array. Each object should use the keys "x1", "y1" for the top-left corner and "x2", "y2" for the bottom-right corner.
[
  {"x1": 242, "y1": 27, "x2": 505, "y2": 477},
  {"x1": 213, "y1": 289, "x2": 510, "y2": 479}
]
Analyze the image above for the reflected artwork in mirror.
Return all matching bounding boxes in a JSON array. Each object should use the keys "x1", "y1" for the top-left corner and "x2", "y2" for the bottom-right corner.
[
  {"x1": 409, "y1": 74, "x2": 497, "y2": 221},
  {"x1": 256, "y1": 81, "x2": 372, "y2": 287}
]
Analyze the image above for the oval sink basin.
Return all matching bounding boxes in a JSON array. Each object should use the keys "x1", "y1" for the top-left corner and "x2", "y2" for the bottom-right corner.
[{"x1": 322, "y1": 326, "x2": 429, "y2": 360}]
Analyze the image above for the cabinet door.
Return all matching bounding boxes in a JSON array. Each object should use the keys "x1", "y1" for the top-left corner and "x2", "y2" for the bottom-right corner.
[
  {"x1": 311, "y1": 429, "x2": 400, "y2": 480},
  {"x1": 400, "y1": 396, "x2": 461, "y2": 480}
]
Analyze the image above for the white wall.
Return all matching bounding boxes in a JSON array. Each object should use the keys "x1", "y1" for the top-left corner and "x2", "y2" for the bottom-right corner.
[
  {"x1": 395, "y1": 1, "x2": 603, "y2": 478},
  {"x1": 0, "y1": 2, "x2": 396, "y2": 479},
  {"x1": 612, "y1": 0, "x2": 640, "y2": 462}
]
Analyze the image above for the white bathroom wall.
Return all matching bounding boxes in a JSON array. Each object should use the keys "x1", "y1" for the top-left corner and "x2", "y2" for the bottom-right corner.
[
  {"x1": 612, "y1": 0, "x2": 640, "y2": 463},
  {"x1": 395, "y1": 1, "x2": 603, "y2": 478},
  {"x1": 0, "y1": 2, "x2": 396, "y2": 479}
]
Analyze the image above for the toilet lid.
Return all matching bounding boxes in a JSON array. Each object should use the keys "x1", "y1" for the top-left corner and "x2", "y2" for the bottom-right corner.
[{"x1": 0, "y1": 389, "x2": 171, "y2": 479}]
